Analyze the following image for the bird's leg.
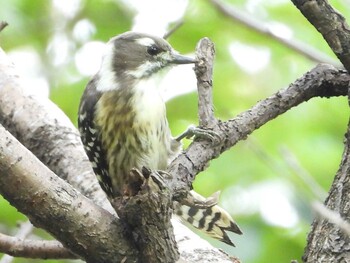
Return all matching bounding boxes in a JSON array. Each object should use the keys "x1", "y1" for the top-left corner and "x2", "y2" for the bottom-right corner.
[{"x1": 175, "y1": 124, "x2": 221, "y2": 144}]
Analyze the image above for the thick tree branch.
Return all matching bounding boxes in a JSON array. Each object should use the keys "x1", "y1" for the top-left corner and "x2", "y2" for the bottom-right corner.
[
  {"x1": 292, "y1": 0, "x2": 350, "y2": 72},
  {"x1": 0, "y1": 125, "x2": 139, "y2": 262},
  {"x1": 209, "y1": 0, "x2": 339, "y2": 66},
  {"x1": 112, "y1": 169, "x2": 179, "y2": 263},
  {"x1": 303, "y1": 116, "x2": 350, "y2": 261}
]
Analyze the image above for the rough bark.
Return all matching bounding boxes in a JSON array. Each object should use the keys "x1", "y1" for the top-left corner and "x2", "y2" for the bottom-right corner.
[
  {"x1": 112, "y1": 169, "x2": 179, "y2": 263},
  {"x1": 290, "y1": 1, "x2": 350, "y2": 261},
  {"x1": 303, "y1": 110, "x2": 350, "y2": 262},
  {"x1": 0, "y1": 125, "x2": 138, "y2": 263},
  {"x1": 292, "y1": 0, "x2": 350, "y2": 72},
  {"x1": 195, "y1": 37, "x2": 217, "y2": 127}
]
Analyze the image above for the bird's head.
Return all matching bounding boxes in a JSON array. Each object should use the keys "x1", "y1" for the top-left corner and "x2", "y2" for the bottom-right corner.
[{"x1": 96, "y1": 31, "x2": 195, "y2": 91}]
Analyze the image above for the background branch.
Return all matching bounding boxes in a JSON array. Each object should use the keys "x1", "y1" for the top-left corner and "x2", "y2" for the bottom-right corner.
[
  {"x1": 292, "y1": 0, "x2": 350, "y2": 72},
  {"x1": 0, "y1": 221, "x2": 33, "y2": 263},
  {"x1": 0, "y1": 233, "x2": 75, "y2": 259},
  {"x1": 209, "y1": 0, "x2": 339, "y2": 66},
  {"x1": 312, "y1": 201, "x2": 350, "y2": 237},
  {"x1": 0, "y1": 21, "x2": 8, "y2": 33}
]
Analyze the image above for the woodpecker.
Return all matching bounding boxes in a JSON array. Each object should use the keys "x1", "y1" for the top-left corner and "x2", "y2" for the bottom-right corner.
[{"x1": 78, "y1": 31, "x2": 242, "y2": 246}]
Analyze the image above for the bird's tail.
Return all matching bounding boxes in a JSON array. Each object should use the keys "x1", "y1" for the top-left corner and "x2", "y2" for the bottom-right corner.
[{"x1": 174, "y1": 191, "x2": 242, "y2": 246}]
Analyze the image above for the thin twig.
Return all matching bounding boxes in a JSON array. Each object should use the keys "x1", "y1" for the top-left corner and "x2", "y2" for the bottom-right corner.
[
  {"x1": 312, "y1": 201, "x2": 350, "y2": 237},
  {"x1": 209, "y1": 0, "x2": 340, "y2": 66},
  {"x1": 0, "y1": 233, "x2": 76, "y2": 259},
  {"x1": 246, "y1": 139, "x2": 326, "y2": 201},
  {"x1": 0, "y1": 221, "x2": 33, "y2": 263},
  {"x1": 194, "y1": 38, "x2": 217, "y2": 127},
  {"x1": 0, "y1": 21, "x2": 8, "y2": 33},
  {"x1": 163, "y1": 20, "x2": 184, "y2": 39},
  {"x1": 280, "y1": 146, "x2": 327, "y2": 201}
]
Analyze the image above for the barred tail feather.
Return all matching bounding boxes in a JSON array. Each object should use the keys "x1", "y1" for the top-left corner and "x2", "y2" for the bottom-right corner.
[{"x1": 175, "y1": 191, "x2": 242, "y2": 246}]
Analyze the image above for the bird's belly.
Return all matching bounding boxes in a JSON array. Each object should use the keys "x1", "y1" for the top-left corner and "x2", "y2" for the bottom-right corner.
[
  {"x1": 107, "y1": 116, "x2": 170, "y2": 193},
  {"x1": 96, "y1": 82, "x2": 173, "y2": 194}
]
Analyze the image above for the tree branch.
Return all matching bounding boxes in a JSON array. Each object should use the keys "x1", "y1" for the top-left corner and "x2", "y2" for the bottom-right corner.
[
  {"x1": 0, "y1": 233, "x2": 75, "y2": 259},
  {"x1": 303, "y1": 115, "x2": 350, "y2": 261},
  {"x1": 112, "y1": 169, "x2": 179, "y2": 263},
  {"x1": 209, "y1": 0, "x2": 339, "y2": 66},
  {"x1": 0, "y1": 221, "x2": 34, "y2": 263},
  {"x1": 169, "y1": 63, "x2": 349, "y2": 192},
  {"x1": 312, "y1": 201, "x2": 350, "y2": 237},
  {"x1": 0, "y1": 125, "x2": 139, "y2": 262},
  {"x1": 195, "y1": 38, "x2": 217, "y2": 127},
  {"x1": 292, "y1": 0, "x2": 350, "y2": 72},
  {"x1": 0, "y1": 47, "x2": 112, "y2": 213},
  {"x1": 0, "y1": 22, "x2": 8, "y2": 33}
]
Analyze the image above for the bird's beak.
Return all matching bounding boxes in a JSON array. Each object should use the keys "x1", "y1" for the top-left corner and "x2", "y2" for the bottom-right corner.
[{"x1": 170, "y1": 53, "x2": 196, "y2": 64}]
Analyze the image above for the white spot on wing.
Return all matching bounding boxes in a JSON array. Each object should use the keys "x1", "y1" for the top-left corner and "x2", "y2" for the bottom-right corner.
[
  {"x1": 89, "y1": 127, "x2": 97, "y2": 134},
  {"x1": 79, "y1": 110, "x2": 87, "y2": 121}
]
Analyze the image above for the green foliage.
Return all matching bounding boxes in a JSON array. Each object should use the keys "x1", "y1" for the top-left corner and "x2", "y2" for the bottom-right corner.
[{"x1": 1, "y1": 0, "x2": 349, "y2": 262}]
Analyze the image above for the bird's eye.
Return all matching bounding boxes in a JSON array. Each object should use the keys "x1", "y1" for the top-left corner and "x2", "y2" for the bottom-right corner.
[{"x1": 147, "y1": 45, "x2": 161, "y2": 56}]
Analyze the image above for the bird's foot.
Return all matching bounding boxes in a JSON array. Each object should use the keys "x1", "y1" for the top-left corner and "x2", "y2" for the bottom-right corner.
[{"x1": 175, "y1": 125, "x2": 221, "y2": 144}]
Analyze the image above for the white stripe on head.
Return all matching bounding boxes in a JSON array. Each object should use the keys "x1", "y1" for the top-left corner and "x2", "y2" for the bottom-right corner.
[
  {"x1": 96, "y1": 42, "x2": 119, "y2": 92},
  {"x1": 136, "y1": 37, "x2": 156, "y2": 47}
]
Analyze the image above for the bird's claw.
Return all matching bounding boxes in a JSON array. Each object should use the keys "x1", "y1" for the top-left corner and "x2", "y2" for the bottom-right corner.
[{"x1": 176, "y1": 125, "x2": 221, "y2": 144}]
